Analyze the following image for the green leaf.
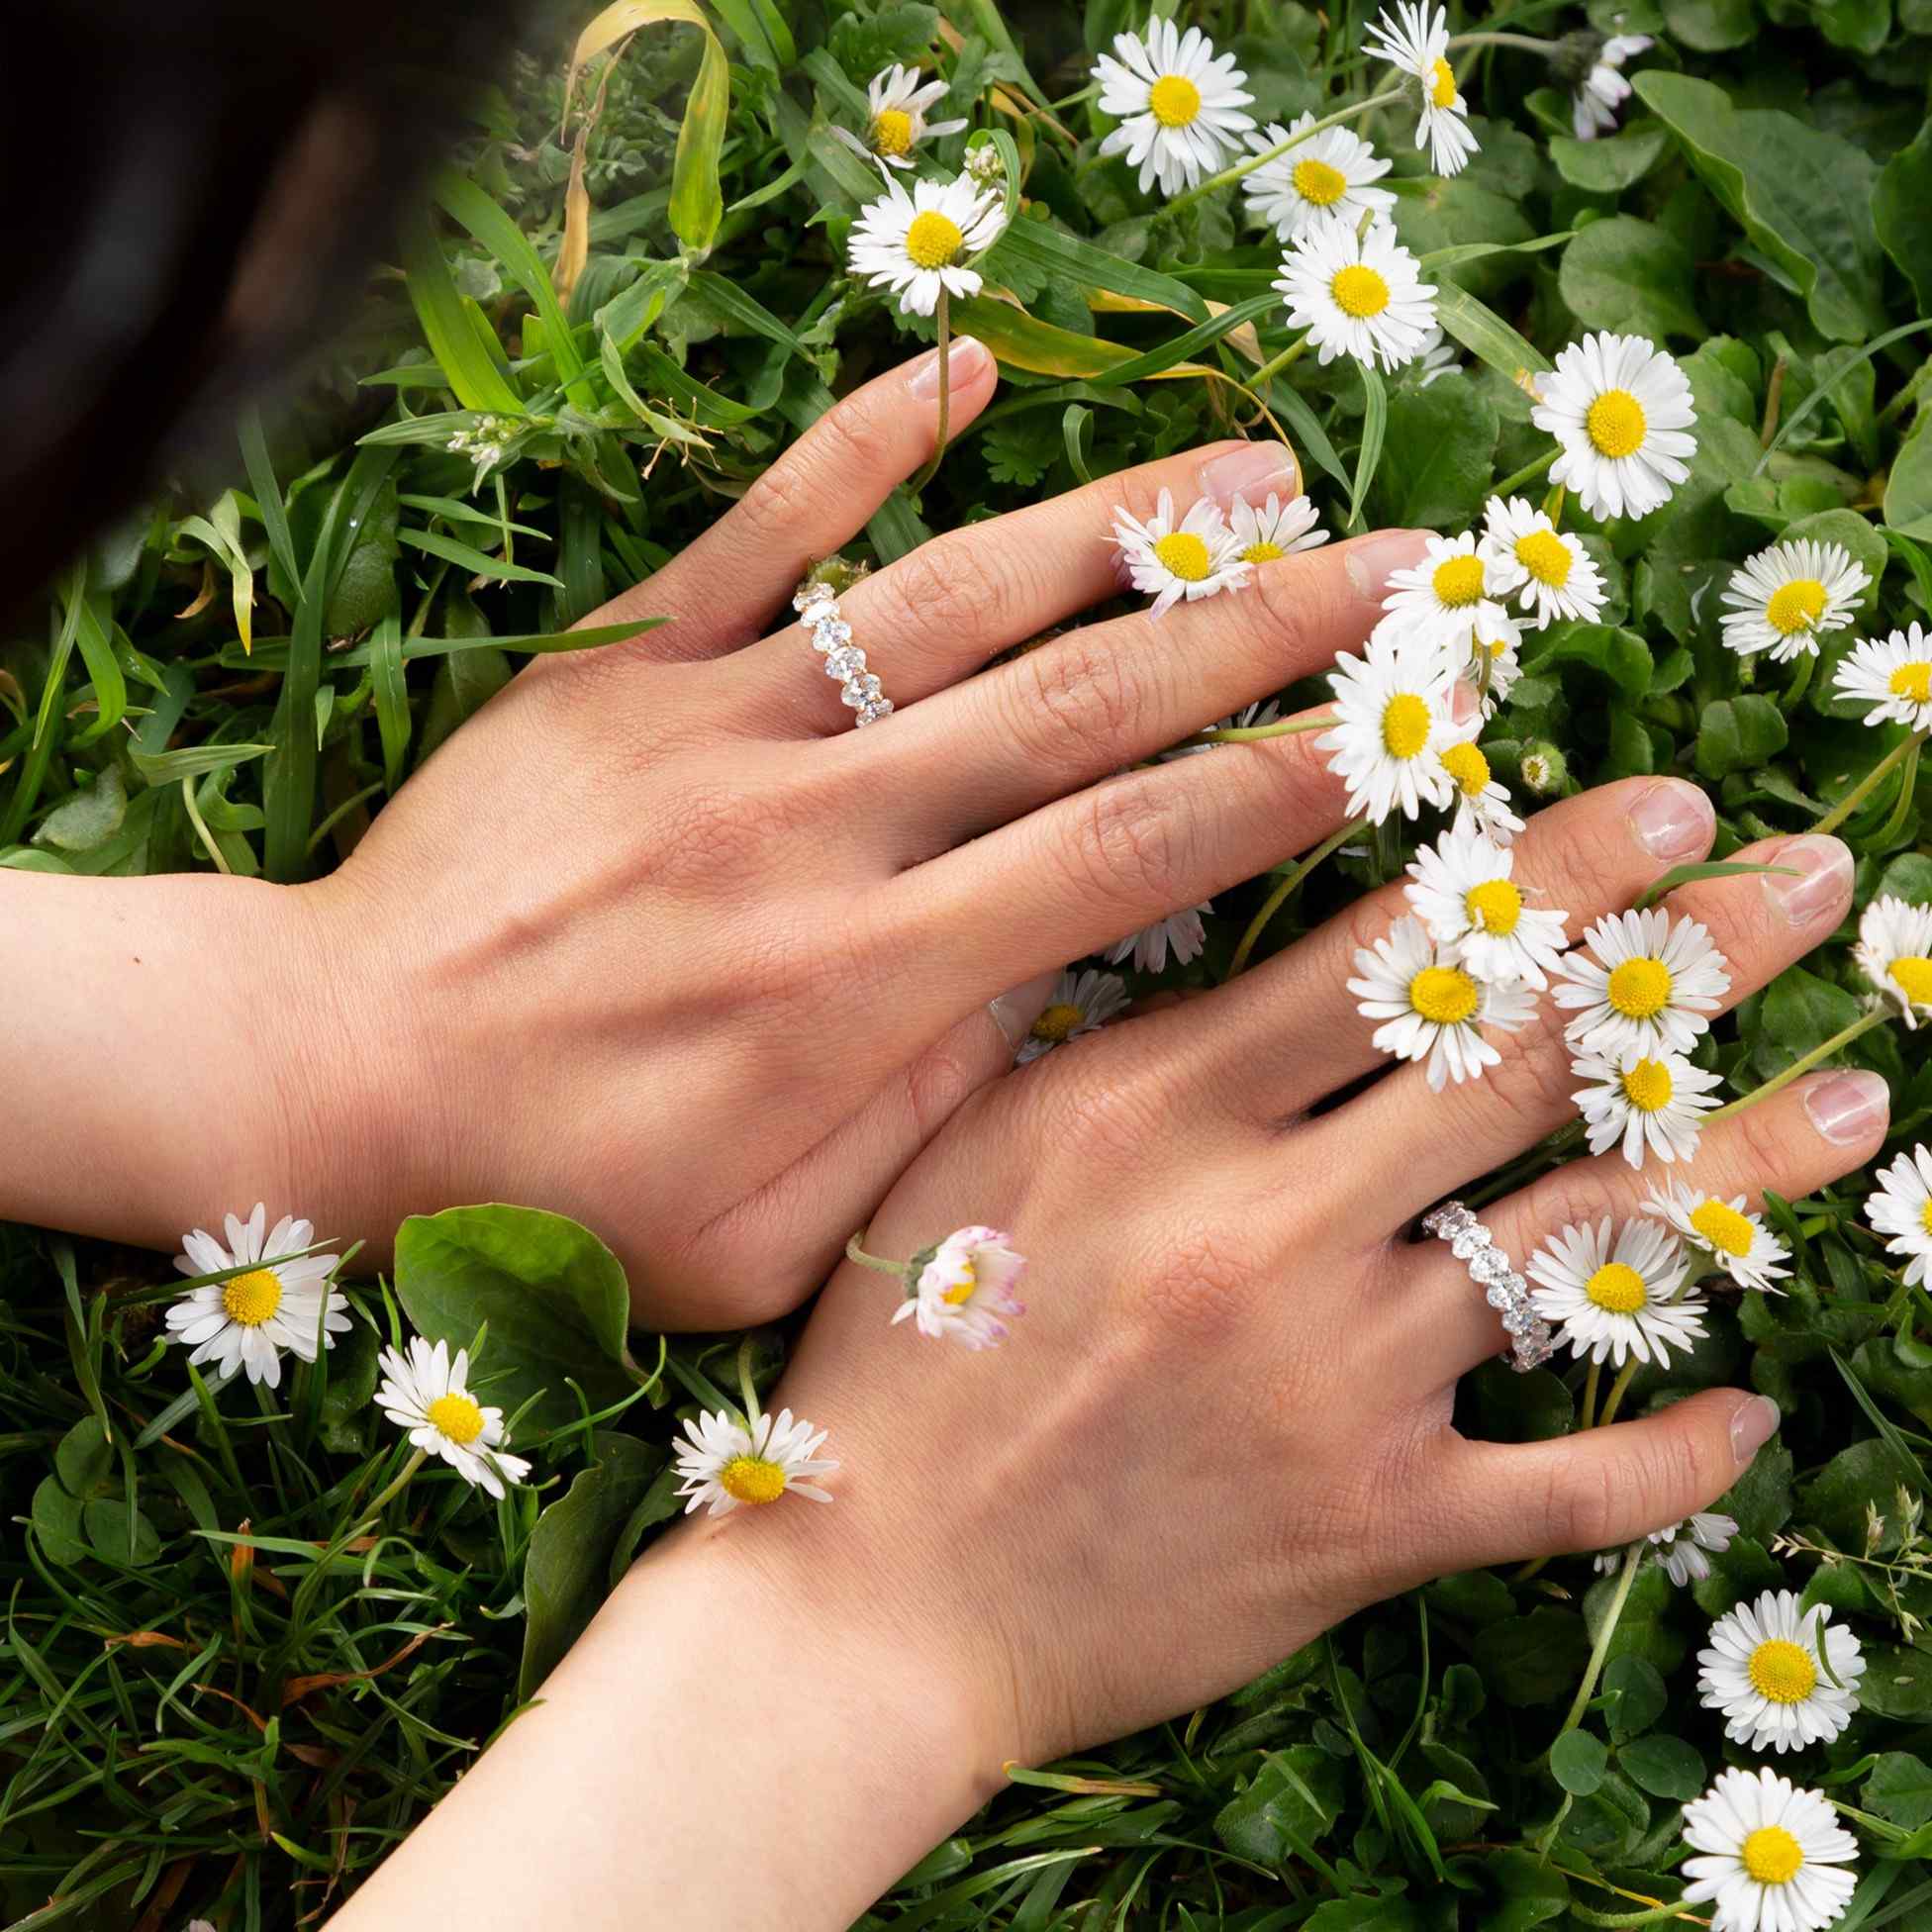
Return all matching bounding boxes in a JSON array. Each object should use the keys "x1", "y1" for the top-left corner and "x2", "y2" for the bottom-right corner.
[
  {"x1": 53, "y1": 1416, "x2": 113, "y2": 1499},
  {"x1": 1617, "y1": 1733, "x2": 1705, "y2": 1800},
  {"x1": 34, "y1": 767, "x2": 127, "y2": 855},
  {"x1": 1694, "y1": 694, "x2": 1788, "y2": 779},
  {"x1": 1548, "y1": 125, "x2": 1669, "y2": 194},
  {"x1": 31, "y1": 1477, "x2": 88, "y2": 1567},
  {"x1": 82, "y1": 1498, "x2": 159, "y2": 1568},
  {"x1": 1602, "y1": 1655, "x2": 1668, "y2": 1743},
  {"x1": 1371, "y1": 383, "x2": 1498, "y2": 531},
  {"x1": 1860, "y1": 1646, "x2": 1932, "y2": 1721},
  {"x1": 398, "y1": 528, "x2": 564, "y2": 589},
  {"x1": 1664, "y1": 0, "x2": 1758, "y2": 48},
  {"x1": 1865, "y1": 1753, "x2": 1932, "y2": 1832},
  {"x1": 1875, "y1": 121, "x2": 1932, "y2": 317},
  {"x1": 400, "y1": 209, "x2": 523, "y2": 414},
  {"x1": 1523, "y1": 625, "x2": 1653, "y2": 703},
  {"x1": 1559, "y1": 217, "x2": 1703, "y2": 341},
  {"x1": 1213, "y1": 1746, "x2": 1346, "y2": 1861},
  {"x1": 1474, "y1": 1607, "x2": 1591, "y2": 1706},
  {"x1": 1549, "y1": 1729, "x2": 1608, "y2": 1796},
  {"x1": 1431, "y1": 283, "x2": 1553, "y2": 384},
  {"x1": 1885, "y1": 412, "x2": 1932, "y2": 541}
]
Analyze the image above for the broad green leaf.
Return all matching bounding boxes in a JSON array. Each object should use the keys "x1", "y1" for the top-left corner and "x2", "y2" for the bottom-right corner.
[
  {"x1": 1213, "y1": 1746, "x2": 1346, "y2": 1861},
  {"x1": 1616, "y1": 1733, "x2": 1704, "y2": 1800},
  {"x1": 31, "y1": 1476, "x2": 88, "y2": 1567},
  {"x1": 1549, "y1": 1729, "x2": 1607, "y2": 1796},
  {"x1": 1559, "y1": 216, "x2": 1703, "y2": 341},
  {"x1": 53, "y1": 1415, "x2": 113, "y2": 1498},
  {"x1": 1694, "y1": 694, "x2": 1787, "y2": 779},
  {"x1": 1865, "y1": 1753, "x2": 1932, "y2": 1832},
  {"x1": 1664, "y1": 0, "x2": 1758, "y2": 47},
  {"x1": 1524, "y1": 625, "x2": 1653, "y2": 703},
  {"x1": 1885, "y1": 411, "x2": 1932, "y2": 541},
  {"x1": 34, "y1": 767, "x2": 127, "y2": 854},
  {"x1": 1548, "y1": 125, "x2": 1669, "y2": 194},
  {"x1": 1371, "y1": 384, "x2": 1498, "y2": 531},
  {"x1": 1875, "y1": 121, "x2": 1932, "y2": 317},
  {"x1": 1860, "y1": 1646, "x2": 1932, "y2": 1721},
  {"x1": 1602, "y1": 1655, "x2": 1668, "y2": 1743},
  {"x1": 1473, "y1": 1607, "x2": 1591, "y2": 1705}
]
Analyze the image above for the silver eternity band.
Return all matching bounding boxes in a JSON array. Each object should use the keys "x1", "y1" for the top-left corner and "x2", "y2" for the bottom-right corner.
[
  {"x1": 794, "y1": 580, "x2": 893, "y2": 726},
  {"x1": 1420, "y1": 1201, "x2": 1555, "y2": 1374}
]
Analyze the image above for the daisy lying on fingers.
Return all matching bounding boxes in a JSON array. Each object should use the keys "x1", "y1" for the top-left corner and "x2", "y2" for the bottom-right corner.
[
  {"x1": 1111, "y1": 489, "x2": 1249, "y2": 616},
  {"x1": 891, "y1": 1226, "x2": 1028, "y2": 1349},
  {"x1": 1594, "y1": 1510, "x2": 1738, "y2": 1587},
  {"x1": 673, "y1": 1406, "x2": 838, "y2": 1518},
  {"x1": 1317, "y1": 624, "x2": 1459, "y2": 823},
  {"x1": 1465, "y1": 620, "x2": 1524, "y2": 714},
  {"x1": 1645, "y1": 1181, "x2": 1791, "y2": 1295},
  {"x1": 1553, "y1": 906, "x2": 1732, "y2": 1058},
  {"x1": 1573, "y1": 1045, "x2": 1722, "y2": 1167},
  {"x1": 165, "y1": 1204, "x2": 348, "y2": 1389},
  {"x1": 1227, "y1": 490, "x2": 1327, "y2": 566},
  {"x1": 1107, "y1": 905, "x2": 1210, "y2": 975},
  {"x1": 1348, "y1": 914, "x2": 1536, "y2": 1090},
  {"x1": 1479, "y1": 495, "x2": 1606, "y2": 628},
  {"x1": 1017, "y1": 968, "x2": 1129, "y2": 1063},
  {"x1": 1438, "y1": 725, "x2": 1526, "y2": 843},
  {"x1": 1527, "y1": 1215, "x2": 1705, "y2": 1368},
  {"x1": 1402, "y1": 826, "x2": 1569, "y2": 988},
  {"x1": 1382, "y1": 530, "x2": 1508, "y2": 646}
]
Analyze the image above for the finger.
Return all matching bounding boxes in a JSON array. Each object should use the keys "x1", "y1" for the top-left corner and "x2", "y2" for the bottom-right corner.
[
  {"x1": 1304, "y1": 830, "x2": 1855, "y2": 1224},
  {"x1": 567, "y1": 338, "x2": 1001, "y2": 666},
  {"x1": 716, "y1": 435, "x2": 1305, "y2": 738}
]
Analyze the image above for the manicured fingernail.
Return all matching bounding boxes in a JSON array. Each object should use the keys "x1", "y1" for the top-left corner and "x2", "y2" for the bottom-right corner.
[
  {"x1": 1628, "y1": 780, "x2": 1714, "y2": 862},
  {"x1": 1343, "y1": 530, "x2": 1432, "y2": 605},
  {"x1": 1801, "y1": 1068, "x2": 1889, "y2": 1145},
  {"x1": 1730, "y1": 1394, "x2": 1781, "y2": 1469},
  {"x1": 908, "y1": 335, "x2": 990, "y2": 399},
  {"x1": 1766, "y1": 833, "x2": 1853, "y2": 926},
  {"x1": 989, "y1": 970, "x2": 1059, "y2": 1054},
  {"x1": 1199, "y1": 440, "x2": 1297, "y2": 512}
]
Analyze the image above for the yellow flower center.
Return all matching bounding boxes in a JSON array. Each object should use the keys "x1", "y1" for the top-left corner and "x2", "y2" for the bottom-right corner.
[
  {"x1": 1441, "y1": 740, "x2": 1491, "y2": 797},
  {"x1": 1620, "y1": 1057, "x2": 1674, "y2": 1112},
  {"x1": 1382, "y1": 692, "x2": 1432, "y2": 760},
  {"x1": 1331, "y1": 264, "x2": 1392, "y2": 319},
  {"x1": 941, "y1": 1262, "x2": 977, "y2": 1306},
  {"x1": 427, "y1": 1392, "x2": 485, "y2": 1446},
  {"x1": 1889, "y1": 956, "x2": 1932, "y2": 1006},
  {"x1": 904, "y1": 210, "x2": 964, "y2": 270},
  {"x1": 1465, "y1": 879, "x2": 1523, "y2": 935},
  {"x1": 1148, "y1": 73, "x2": 1203, "y2": 127},
  {"x1": 1428, "y1": 56, "x2": 1457, "y2": 108},
  {"x1": 1889, "y1": 659, "x2": 1932, "y2": 704},
  {"x1": 1410, "y1": 965, "x2": 1480, "y2": 1025},
  {"x1": 1514, "y1": 530, "x2": 1573, "y2": 588},
  {"x1": 1921, "y1": 1199, "x2": 1932, "y2": 1237},
  {"x1": 1690, "y1": 1199, "x2": 1756, "y2": 1258},
  {"x1": 1586, "y1": 388, "x2": 1648, "y2": 458},
  {"x1": 1606, "y1": 956, "x2": 1673, "y2": 1018},
  {"x1": 221, "y1": 1269, "x2": 282, "y2": 1327},
  {"x1": 719, "y1": 1456, "x2": 789, "y2": 1505},
  {"x1": 1741, "y1": 1824, "x2": 1804, "y2": 1886},
  {"x1": 1747, "y1": 1638, "x2": 1818, "y2": 1704},
  {"x1": 1481, "y1": 635, "x2": 1510, "y2": 659},
  {"x1": 1031, "y1": 1003, "x2": 1085, "y2": 1043},
  {"x1": 870, "y1": 107, "x2": 915, "y2": 156},
  {"x1": 1239, "y1": 539, "x2": 1286, "y2": 564},
  {"x1": 1586, "y1": 1262, "x2": 1648, "y2": 1313},
  {"x1": 1153, "y1": 531, "x2": 1212, "y2": 582},
  {"x1": 1765, "y1": 578, "x2": 1826, "y2": 635},
  {"x1": 1431, "y1": 554, "x2": 1488, "y2": 608},
  {"x1": 1292, "y1": 157, "x2": 1350, "y2": 206}
]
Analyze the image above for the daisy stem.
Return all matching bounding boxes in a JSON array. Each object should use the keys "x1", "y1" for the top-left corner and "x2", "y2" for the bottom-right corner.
[
  {"x1": 1781, "y1": 649, "x2": 1815, "y2": 712},
  {"x1": 1556, "y1": 1539, "x2": 1644, "y2": 1737},
  {"x1": 1578, "y1": 1359, "x2": 1602, "y2": 1431},
  {"x1": 1445, "y1": 30, "x2": 1564, "y2": 52},
  {"x1": 1248, "y1": 336, "x2": 1310, "y2": 389},
  {"x1": 736, "y1": 1336, "x2": 763, "y2": 1433},
  {"x1": 844, "y1": 1231, "x2": 909, "y2": 1277},
  {"x1": 364, "y1": 1447, "x2": 428, "y2": 1520},
  {"x1": 908, "y1": 288, "x2": 951, "y2": 498},
  {"x1": 1158, "y1": 86, "x2": 1409, "y2": 218},
  {"x1": 1567, "y1": 1902, "x2": 1706, "y2": 1927},
  {"x1": 1811, "y1": 725, "x2": 1930, "y2": 837},
  {"x1": 1227, "y1": 816, "x2": 1366, "y2": 977},
  {"x1": 1871, "y1": 731, "x2": 1923, "y2": 849},
  {"x1": 1190, "y1": 712, "x2": 1336, "y2": 745},
  {"x1": 1493, "y1": 444, "x2": 1559, "y2": 500},
  {"x1": 1594, "y1": 1359, "x2": 1639, "y2": 1429},
  {"x1": 1704, "y1": 1009, "x2": 1891, "y2": 1122}
]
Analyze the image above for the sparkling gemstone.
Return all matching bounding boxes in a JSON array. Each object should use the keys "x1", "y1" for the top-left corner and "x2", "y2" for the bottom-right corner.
[
  {"x1": 793, "y1": 582, "x2": 834, "y2": 614},
  {"x1": 1451, "y1": 1227, "x2": 1491, "y2": 1261},
  {"x1": 812, "y1": 618, "x2": 854, "y2": 652},
  {"x1": 855, "y1": 699, "x2": 893, "y2": 726},
  {"x1": 1485, "y1": 1284, "x2": 1512, "y2": 1309},
  {"x1": 1469, "y1": 1248, "x2": 1509, "y2": 1285},
  {"x1": 1501, "y1": 1306, "x2": 1531, "y2": 1334},
  {"x1": 1499, "y1": 1272, "x2": 1527, "y2": 1299},
  {"x1": 839, "y1": 675, "x2": 884, "y2": 709},
  {"x1": 822, "y1": 645, "x2": 866, "y2": 681}
]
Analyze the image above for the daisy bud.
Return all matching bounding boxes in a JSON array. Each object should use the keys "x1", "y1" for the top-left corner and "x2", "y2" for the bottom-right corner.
[
  {"x1": 893, "y1": 1226, "x2": 1028, "y2": 1349},
  {"x1": 798, "y1": 555, "x2": 871, "y2": 603},
  {"x1": 1518, "y1": 740, "x2": 1569, "y2": 797},
  {"x1": 1547, "y1": 28, "x2": 1607, "y2": 85}
]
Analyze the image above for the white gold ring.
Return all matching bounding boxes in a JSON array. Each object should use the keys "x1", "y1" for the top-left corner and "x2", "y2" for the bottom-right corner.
[
  {"x1": 1420, "y1": 1201, "x2": 1554, "y2": 1374},
  {"x1": 793, "y1": 581, "x2": 893, "y2": 727}
]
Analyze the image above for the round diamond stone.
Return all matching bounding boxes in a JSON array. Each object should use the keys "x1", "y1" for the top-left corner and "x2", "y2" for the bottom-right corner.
[
  {"x1": 822, "y1": 645, "x2": 866, "y2": 681},
  {"x1": 812, "y1": 619, "x2": 854, "y2": 653},
  {"x1": 1451, "y1": 1227, "x2": 1491, "y2": 1260}
]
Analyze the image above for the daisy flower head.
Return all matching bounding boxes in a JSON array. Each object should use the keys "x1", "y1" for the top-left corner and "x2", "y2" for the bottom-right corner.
[
  {"x1": 1531, "y1": 332, "x2": 1696, "y2": 522},
  {"x1": 1466, "y1": 615, "x2": 1525, "y2": 714},
  {"x1": 892, "y1": 1225, "x2": 1027, "y2": 1348},
  {"x1": 1527, "y1": 1215, "x2": 1704, "y2": 1368},
  {"x1": 1348, "y1": 914, "x2": 1537, "y2": 1091},
  {"x1": 1317, "y1": 622, "x2": 1459, "y2": 822},
  {"x1": 1107, "y1": 903, "x2": 1210, "y2": 975},
  {"x1": 1018, "y1": 967, "x2": 1130, "y2": 1063},
  {"x1": 1365, "y1": 2, "x2": 1478, "y2": 176},
  {"x1": 1856, "y1": 894, "x2": 1932, "y2": 1027},
  {"x1": 1092, "y1": 16, "x2": 1255, "y2": 197},
  {"x1": 1479, "y1": 495, "x2": 1606, "y2": 628},
  {"x1": 1553, "y1": 907, "x2": 1732, "y2": 1058},
  {"x1": 374, "y1": 1336, "x2": 531, "y2": 1498},
  {"x1": 1382, "y1": 530, "x2": 1508, "y2": 646},
  {"x1": 1698, "y1": 1590, "x2": 1866, "y2": 1754},
  {"x1": 1682, "y1": 1766, "x2": 1859, "y2": 1932},
  {"x1": 1573, "y1": 1044, "x2": 1722, "y2": 1167},
  {"x1": 1241, "y1": 113, "x2": 1395, "y2": 242},
  {"x1": 1867, "y1": 1143, "x2": 1932, "y2": 1287},
  {"x1": 1403, "y1": 826, "x2": 1570, "y2": 988},
  {"x1": 166, "y1": 1205, "x2": 349, "y2": 1390},
  {"x1": 675, "y1": 1406, "x2": 837, "y2": 1517},
  {"x1": 1438, "y1": 721, "x2": 1526, "y2": 843},
  {"x1": 832, "y1": 64, "x2": 967, "y2": 169},
  {"x1": 1599, "y1": 1510, "x2": 1737, "y2": 1588},
  {"x1": 1832, "y1": 622, "x2": 1932, "y2": 733},
  {"x1": 1571, "y1": 34, "x2": 1652, "y2": 140},
  {"x1": 1228, "y1": 490, "x2": 1327, "y2": 568},
  {"x1": 1720, "y1": 539, "x2": 1870, "y2": 662},
  {"x1": 1112, "y1": 488, "x2": 1249, "y2": 617},
  {"x1": 847, "y1": 170, "x2": 1007, "y2": 318},
  {"x1": 1275, "y1": 219, "x2": 1439, "y2": 373},
  {"x1": 1644, "y1": 1181, "x2": 1791, "y2": 1295}
]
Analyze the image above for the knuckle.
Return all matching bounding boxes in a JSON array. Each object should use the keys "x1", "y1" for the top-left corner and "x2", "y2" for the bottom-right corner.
[
  {"x1": 1247, "y1": 550, "x2": 1344, "y2": 661},
  {"x1": 1734, "y1": 1104, "x2": 1796, "y2": 1191},
  {"x1": 1547, "y1": 1451, "x2": 1621, "y2": 1555},
  {"x1": 645, "y1": 778, "x2": 772, "y2": 891},
  {"x1": 1043, "y1": 1070, "x2": 1168, "y2": 1169},
  {"x1": 1010, "y1": 631, "x2": 1149, "y2": 768},
  {"x1": 1136, "y1": 1220, "x2": 1256, "y2": 1345},
  {"x1": 883, "y1": 535, "x2": 995, "y2": 660},
  {"x1": 1057, "y1": 776, "x2": 1186, "y2": 917},
  {"x1": 735, "y1": 403, "x2": 874, "y2": 547},
  {"x1": 901, "y1": 1037, "x2": 984, "y2": 1139}
]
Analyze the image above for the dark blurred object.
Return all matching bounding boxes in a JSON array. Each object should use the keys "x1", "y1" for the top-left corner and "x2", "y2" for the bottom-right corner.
[{"x1": 0, "y1": 0, "x2": 523, "y2": 612}]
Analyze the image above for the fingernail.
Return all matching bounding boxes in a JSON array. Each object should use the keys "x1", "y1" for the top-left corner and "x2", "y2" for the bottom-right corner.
[
  {"x1": 1730, "y1": 1394, "x2": 1781, "y2": 1469},
  {"x1": 1199, "y1": 440, "x2": 1297, "y2": 513},
  {"x1": 1765, "y1": 833, "x2": 1853, "y2": 927},
  {"x1": 1801, "y1": 1068, "x2": 1889, "y2": 1145},
  {"x1": 908, "y1": 335, "x2": 990, "y2": 399},
  {"x1": 1628, "y1": 780, "x2": 1714, "y2": 862},
  {"x1": 1343, "y1": 530, "x2": 1432, "y2": 605},
  {"x1": 989, "y1": 970, "x2": 1059, "y2": 1054}
]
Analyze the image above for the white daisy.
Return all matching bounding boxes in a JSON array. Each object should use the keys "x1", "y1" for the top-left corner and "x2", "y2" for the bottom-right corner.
[
  {"x1": 1364, "y1": 1, "x2": 1479, "y2": 176},
  {"x1": 1382, "y1": 530, "x2": 1509, "y2": 646},
  {"x1": 1856, "y1": 894, "x2": 1932, "y2": 1027},
  {"x1": 1833, "y1": 623, "x2": 1932, "y2": 733},
  {"x1": 1573, "y1": 1045, "x2": 1722, "y2": 1166},
  {"x1": 1720, "y1": 540, "x2": 1870, "y2": 662},
  {"x1": 1241, "y1": 112, "x2": 1394, "y2": 242},
  {"x1": 1867, "y1": 1143, "x2": 1932, "y2": 1287},
  {"x1": 374, "y1": 1336, "x2": 531, "y2": 1498},
  {"x1": 891, "y1": 1224, "x2": 1027, "y2": 1349},
  {"x1": 1438, "y1": 724, "x2": 1526, "y2": 842},
  {"x1": 846, "y1": 171, "x2": 1007, "y2": 318},
  {"x1": 1018, "y1": 967, "x2": 1130, "y2": 1063},
  {"x1": 1698, "y1": 1590, "x2": 1866, "y2": 1755},
  {"x1": 1274, "y1": 218, "x2": 1439, "y2": 372},
  {"x1": 1227, "y1": 490, "x2": 1328, "y2": 567},
  {"x1": 1465, "y1": 616, "x2": 1525, "y2": 714},
  {"x1": 1553, "y1": 907, "x2": 1733, "y2": 1058},
  {"x1": 1593, "y1": 1510, "x2": 1737, "y2": 1587},
  {"x1": 1682, "y1": 1766, "x2": 1860, "y2": 1932},
  {"x1": 1111, "y1": 488, "x2": 1250, "y2": 617},
  {"x1": 165, "y1": 1205, "x2": 349, "y2": 1390},
  {"x1": 831, "y1": 63, "x2": 968, "y2": 170},
  {"x1": 1107, "y1": 904, "x2": 1210, "y2": 974},
  {"x1": 1531, "y1": 332, "x2": 1697, "y2": 522},
  {"x1": 674, "y1": 1405, "x2": 837, "y2": 1517},
  {"x1": 1572, "y1": 35, "x2": 1652, "y2": 140},
  {"x1": 1317, "y1": 622, "x2": 1460, "y2": 823},
  {"x1": 1093, "y1": 17, "x2": 1255, "y2": 197},
  {"x1": 1348, "y1": 914, "x2": 1537, "y2": 1091},
  {"x1": 1479, "y1": 495, "x2": 1607, "y2": 628},
  {"x1": 1527, "y1": 1216, "x2": 1704, "y2": 1368},
  {"x1": 1643, "y1": 1181, "x2": 1792, "y2": 1295},
  {"x1": 1411, "y1": 324, "x2": 1460, "y2": 387},
  {"x1": 1403, "y1": 827, "x2": 1570, "y2": 988}
]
